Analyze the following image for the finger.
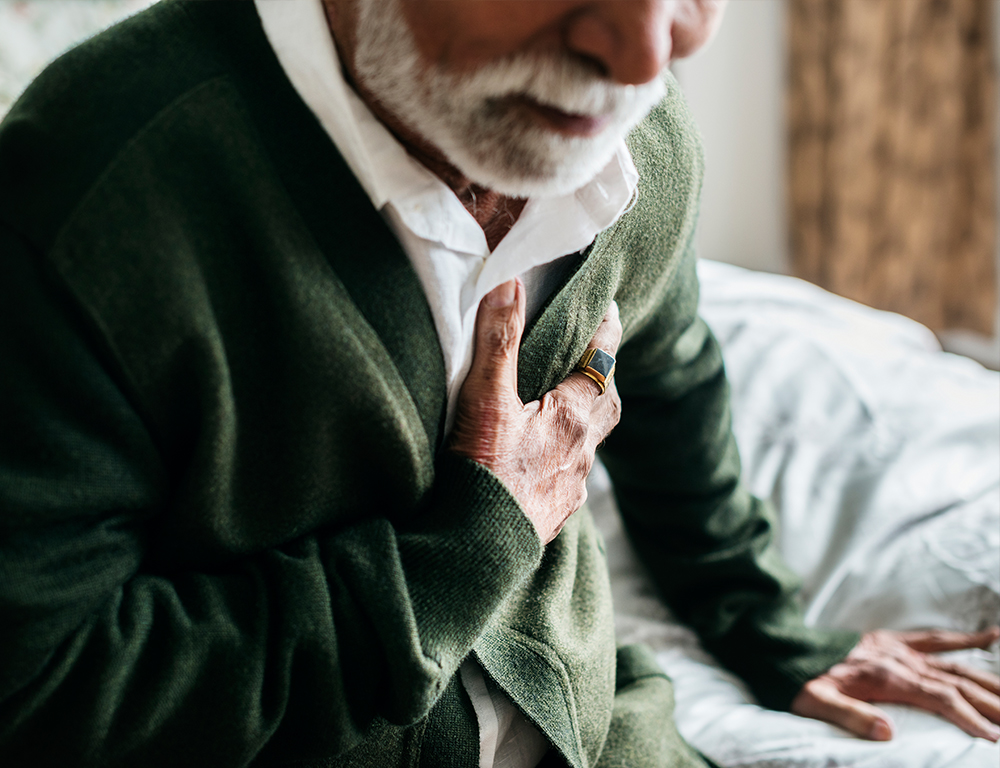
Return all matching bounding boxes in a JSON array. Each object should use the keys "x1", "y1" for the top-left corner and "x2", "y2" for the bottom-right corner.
[
  {"x1": 900, "y1": 627, "x2": 1000, "y2": 654},
  {"x1": 464, "y1": 278, "x2": 526, "y2": 405},
  {"x1": 927, "y1": 656, "x2": 1000, "y2": 697},
  {"x1": 561, "y1": 301, "x2": 623, "y2": 402},
  {"x1": 792, "y1": 679, "x2": 895, "y2": 741},
  {"x1": 897, "y1": 676, "x2": 1000, "y2": 741},
  {"x1": 585, "y1": 378, "x2": 622, "y2": 453},
  {"x1": 924, "y1": 667, "x2": 1000, "y2": 725},
  {"x1": 587, "y1": 300, "x2": 623, "y2": 354}
]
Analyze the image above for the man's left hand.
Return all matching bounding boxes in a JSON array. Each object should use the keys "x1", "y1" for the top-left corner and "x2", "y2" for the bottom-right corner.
[{"x1": 791, "y1": 627, "x2": 1000, "y2": 742}]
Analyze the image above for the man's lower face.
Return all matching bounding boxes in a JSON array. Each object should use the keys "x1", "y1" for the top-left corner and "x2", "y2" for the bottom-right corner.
[{"x1": 354, "y1": 0, "x2": 666, "y2": 198}]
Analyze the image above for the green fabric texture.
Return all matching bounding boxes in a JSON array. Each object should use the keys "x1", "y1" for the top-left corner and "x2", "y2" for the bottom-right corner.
[
  {"x1": 0, "y1": 1, "x2": 857, "y2": 766},
  {"x1": 418, "y1": 676, "x2": 480, "y2": 768},
  {"x1": 596, "y1": 645, "x2": 709, "y2": 768}
]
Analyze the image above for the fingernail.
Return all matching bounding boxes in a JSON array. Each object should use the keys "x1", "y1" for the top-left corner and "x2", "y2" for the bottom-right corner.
[
  {"x1": 870, "y1": 720, "x2": 893, "y2": 741},
  {"x1": 485, "y1": 280, "x2": 516, "y2": 308},
  {"x1": 987, "y1": 725, "x2": 1000, "y2": 742}
]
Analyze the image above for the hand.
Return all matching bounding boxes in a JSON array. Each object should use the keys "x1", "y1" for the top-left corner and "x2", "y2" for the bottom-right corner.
[
  {"x1": 450, "y1": 278, "x2": 623, "y2": 544},
  {"x1": 792, "y1": 627, "x2": 1000, "y2": 742}
]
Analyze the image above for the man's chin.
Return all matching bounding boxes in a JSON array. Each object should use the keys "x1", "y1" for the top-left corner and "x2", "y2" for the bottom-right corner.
[
  {"x1": 443, "y1": 130, "x2": 624, "y2": 199},
  {"x1": 432, "y1": 93, "x2": 655, "y2": 198}
]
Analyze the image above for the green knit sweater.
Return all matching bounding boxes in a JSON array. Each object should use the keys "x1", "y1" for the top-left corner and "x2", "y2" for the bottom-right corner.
[{"x1": 0, "y1": 2, "x2": 858, "y2": 766}]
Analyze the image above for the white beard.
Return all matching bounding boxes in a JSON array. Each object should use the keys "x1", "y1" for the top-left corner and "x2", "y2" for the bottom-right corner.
[{"x1": 353, "y1": 0, "x2": 666, "y2": 198}]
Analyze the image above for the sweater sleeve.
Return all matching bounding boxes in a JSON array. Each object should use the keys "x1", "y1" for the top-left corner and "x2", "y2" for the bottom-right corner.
[
  {"x1": 600, "y1": 235, "x2": 860, "y2": 712},
  {"x1": 0, "y1": 226, "x2": 542, "y2": 765}
]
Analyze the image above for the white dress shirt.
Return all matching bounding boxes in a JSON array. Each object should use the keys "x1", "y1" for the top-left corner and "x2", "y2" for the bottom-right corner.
[{"x1": 253, "y1": 2, "x2": 639, "y2": 766}]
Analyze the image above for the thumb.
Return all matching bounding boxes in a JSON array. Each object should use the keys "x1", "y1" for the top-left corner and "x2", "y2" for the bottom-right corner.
[{"x1": 463, "y1": 278, "x2": 525, "y2": 406}]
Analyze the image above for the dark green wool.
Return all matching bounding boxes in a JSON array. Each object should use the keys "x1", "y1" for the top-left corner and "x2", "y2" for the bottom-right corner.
[{"x1": 0, "y1": 2, "x2": 857, "y2": 766}]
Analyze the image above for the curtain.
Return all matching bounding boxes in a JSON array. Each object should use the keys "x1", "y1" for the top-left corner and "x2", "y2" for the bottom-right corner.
[{"x1": 788, "y1": 0, "x2": 997, "y2": 334}]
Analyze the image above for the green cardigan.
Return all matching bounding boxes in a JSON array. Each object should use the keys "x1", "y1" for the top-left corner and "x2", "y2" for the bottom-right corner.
[{"x1": 0, "y1": 2, "x2": 858, "y2": 766}]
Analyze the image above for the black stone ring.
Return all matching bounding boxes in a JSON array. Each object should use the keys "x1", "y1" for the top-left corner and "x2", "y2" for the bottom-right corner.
[{"x1": 574, "y1": 348, "x2": 616, "y2": 395}]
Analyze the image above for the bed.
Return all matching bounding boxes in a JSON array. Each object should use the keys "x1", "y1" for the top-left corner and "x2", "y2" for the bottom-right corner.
[{"x1": 592, "y1": 259, "x2": 1000, "y2": 768}]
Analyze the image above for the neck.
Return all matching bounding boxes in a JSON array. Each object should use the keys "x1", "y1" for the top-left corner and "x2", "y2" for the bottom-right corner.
[
  {"x1": 413, "y1": 150, "x2": 528, "y2": 252},
  {"x1": 321, "y1": 2, "x2": 525, "y2": 251},
  {"x1": 388, "y1": 126, "x2": 528, "y2": 252}
]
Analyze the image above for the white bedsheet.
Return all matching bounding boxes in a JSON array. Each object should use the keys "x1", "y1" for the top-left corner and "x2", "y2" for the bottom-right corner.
[{"x1": 592, "y1": 259, "x2": 1000, "y2": 768}]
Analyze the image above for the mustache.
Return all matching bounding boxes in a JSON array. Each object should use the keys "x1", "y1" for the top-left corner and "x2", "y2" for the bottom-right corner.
[{"x1": 437, "y1": 52, "x2": 666, "y2": 119}]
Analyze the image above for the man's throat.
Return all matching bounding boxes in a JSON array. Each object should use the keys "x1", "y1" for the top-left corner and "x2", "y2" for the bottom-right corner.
[
  {"x1": 459, "y1": 188, "x2": 528, "y2": 252},
  {"x1": 395, "y1": 138, "x2": 528, "y2": 251}
]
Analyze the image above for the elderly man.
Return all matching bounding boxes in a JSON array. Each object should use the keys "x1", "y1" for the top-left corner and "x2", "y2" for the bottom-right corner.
[{"x1": 0, "y1": 1, "x2": 997, "y2": 766}]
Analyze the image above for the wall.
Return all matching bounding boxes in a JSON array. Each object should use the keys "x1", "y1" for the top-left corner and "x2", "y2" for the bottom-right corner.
[
  {"x1": 674, "y1": 0, "x2": 999, "y2": 367},
  {"x1": 672, "y1": 0, "x2": 789, "y2": 274}
]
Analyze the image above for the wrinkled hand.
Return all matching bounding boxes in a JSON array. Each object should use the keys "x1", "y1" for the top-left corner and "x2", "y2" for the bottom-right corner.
[
  {"x1": 792, "y1": 627, "x2": 1000, "y2": 742},
  {"x1": 450, "y1": 278, "x2": 622, "y2": 544}
]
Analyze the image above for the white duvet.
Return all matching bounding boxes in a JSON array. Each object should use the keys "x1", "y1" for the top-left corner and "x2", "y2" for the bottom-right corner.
[{"x1": 592, "y1": 260, "x2": 1000, "y2": 768}]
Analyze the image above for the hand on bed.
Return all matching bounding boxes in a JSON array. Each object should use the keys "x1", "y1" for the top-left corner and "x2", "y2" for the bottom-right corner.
[{"x1": 791, "y1": 627, "x2": 1000, "y2": 742}]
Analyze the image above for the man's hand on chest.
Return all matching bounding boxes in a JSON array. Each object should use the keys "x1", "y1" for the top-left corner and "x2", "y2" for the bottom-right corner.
[{"x1": 449, "y1": 277, "x2": 622, "y2": 544}]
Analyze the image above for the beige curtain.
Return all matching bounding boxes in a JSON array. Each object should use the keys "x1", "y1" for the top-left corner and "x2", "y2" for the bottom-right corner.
[{"x1": 788, "y1": 0, "x2": 997, "y2": 334}]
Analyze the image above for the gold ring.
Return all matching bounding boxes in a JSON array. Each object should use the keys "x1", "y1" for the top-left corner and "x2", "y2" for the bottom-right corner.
[{"x1": 574, "y1": 348, "x2": 616, "y2": 395}]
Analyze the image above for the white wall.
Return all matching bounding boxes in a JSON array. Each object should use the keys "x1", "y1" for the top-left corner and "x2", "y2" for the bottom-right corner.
[{"x1": 672, "y1": 0, "x2": 789, "y2": 274}]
